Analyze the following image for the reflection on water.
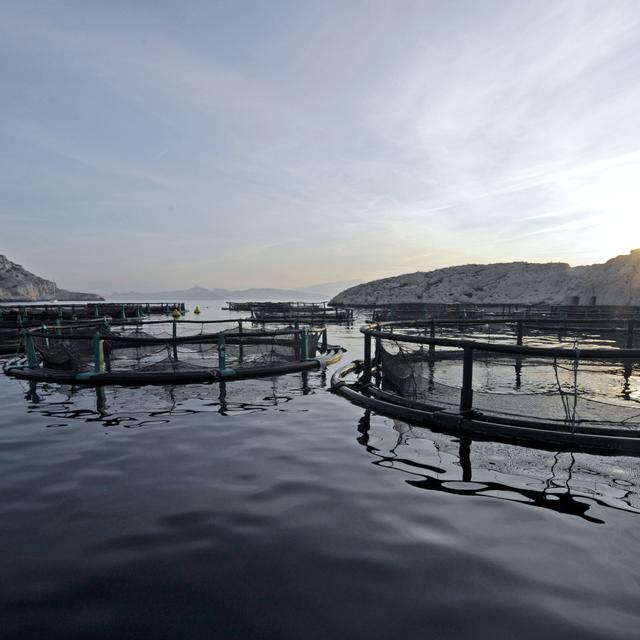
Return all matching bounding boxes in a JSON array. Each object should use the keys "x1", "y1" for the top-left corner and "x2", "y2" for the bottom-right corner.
[
  {"x1": 20, "y1": 370, "x2": 327, "y2": 427},
  {"x1": 3, "y1": 308, "x2": 640, "y2": 639},
  {"x1": 356, "y1": 411, "x2": 640, "y2": 520}
]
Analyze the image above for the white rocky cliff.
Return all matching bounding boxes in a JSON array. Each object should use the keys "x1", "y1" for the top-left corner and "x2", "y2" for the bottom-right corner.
[
  {"x1": 331, "y1": 249, "x2": 640, "y2": 306},
  {"x1": 0, "y1": 255, "x2": 103, "y2": 301}
]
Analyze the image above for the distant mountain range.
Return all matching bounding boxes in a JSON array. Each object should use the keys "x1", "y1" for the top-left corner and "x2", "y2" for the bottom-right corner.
[{"x1": 106, "y1": 280, "x2": 362, "y2": 302}]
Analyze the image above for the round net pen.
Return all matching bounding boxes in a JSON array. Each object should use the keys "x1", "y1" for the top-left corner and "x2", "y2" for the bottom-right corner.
[
  {"x1": 4, "y1": 318, "x2": 343, "y2": 386},
  {"x1": 332, "y1": 319, "x2": 640, "y2": 455}
]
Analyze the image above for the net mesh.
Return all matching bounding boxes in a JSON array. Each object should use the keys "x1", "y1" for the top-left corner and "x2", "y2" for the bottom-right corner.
[
  {"x1": 378, "y1": 328, "x2": 640, "y2": 431},
  {"x1": 30, "y1": 322, "x2": 322, "y2": 375}
]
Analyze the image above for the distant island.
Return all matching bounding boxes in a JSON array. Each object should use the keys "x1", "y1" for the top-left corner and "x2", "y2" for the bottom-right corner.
[
  {"x1": 0, "y1": 255, "x2": 103, "y2": 302},
  {"x1": 331, "y1": 249, "x2": 640, "y2": 306},
  {"x1": 107, "y1": 280, "x2": 362, "y2": 302}
]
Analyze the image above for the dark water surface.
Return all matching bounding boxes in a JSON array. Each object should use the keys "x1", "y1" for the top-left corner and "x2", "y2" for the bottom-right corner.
[{"x1": 2, "y1": 304, "x2": 640, "y2": 639}]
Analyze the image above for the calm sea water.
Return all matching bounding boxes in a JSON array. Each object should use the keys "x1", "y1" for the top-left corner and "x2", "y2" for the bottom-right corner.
[{"x1": 2, "y1": 302, "x2": 640, "y2": 639}]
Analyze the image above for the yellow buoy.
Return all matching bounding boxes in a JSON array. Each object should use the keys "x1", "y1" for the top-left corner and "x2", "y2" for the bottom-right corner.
[
  {"x1": 194, "y1": 306, "x2": 201, "y2": 315},
  {"x1": 171, "y1": 308, "x2": 182, "y2": 319}
]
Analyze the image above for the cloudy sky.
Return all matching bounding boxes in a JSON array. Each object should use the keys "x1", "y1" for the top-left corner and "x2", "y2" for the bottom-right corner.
[{"x1": 1, "y1": 0, "x2": 639, "y2": 292}]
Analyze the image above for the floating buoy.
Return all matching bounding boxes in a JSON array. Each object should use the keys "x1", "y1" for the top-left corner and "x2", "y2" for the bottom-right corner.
[
  {"x1": 194, "y1": 306, "x2": 201, "y2": 315},
  {"x1": 171, "y1": 308, "x2": 182, "y2": 319}
]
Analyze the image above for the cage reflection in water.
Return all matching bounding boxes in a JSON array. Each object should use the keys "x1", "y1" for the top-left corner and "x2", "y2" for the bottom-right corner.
[
  {"x1": 356, "y1": 410, "x2": 640, "y2": 519},
  {"x1": 22, "y1": 368, "x2": 328, "y2": 425}
]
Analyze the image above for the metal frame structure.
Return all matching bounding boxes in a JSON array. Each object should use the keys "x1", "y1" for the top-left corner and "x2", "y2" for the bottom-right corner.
[{"x1": 332, "y1": 319, "x2": 640, "y2": 455}]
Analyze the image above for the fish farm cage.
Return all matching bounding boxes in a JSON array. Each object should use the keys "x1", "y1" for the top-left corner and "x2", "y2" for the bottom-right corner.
[
  {"x1": 369, "y1": 303, "x2": 640, "y2": 322},
  {"x1": 225, "y1": 301, "x2": 354, "y2": 323},
  {"x1": 4, "y1": 318, "x2": 344, "y2": 386},
  {"x1": 332, "y1": 317, "x2": 640, "y2": 455},
  {"x1": 0, "y1": 301, "x2": 185, "y2": 322},
  {"x1": 0, "y1": 302, "x2": 187, "y2": 355}
]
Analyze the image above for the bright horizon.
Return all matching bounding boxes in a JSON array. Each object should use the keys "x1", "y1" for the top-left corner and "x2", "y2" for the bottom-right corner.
[{"x1": 2, "y1": 1, "x2": 640, "y2": 292}]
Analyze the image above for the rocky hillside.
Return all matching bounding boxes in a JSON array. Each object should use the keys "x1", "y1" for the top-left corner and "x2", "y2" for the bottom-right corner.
[
  {"x1": 331, "y1": 249, "x2": 640, "y2": 306},
  {"x1": 0, "y1": 255, "x2": 103, "y2": 302}
]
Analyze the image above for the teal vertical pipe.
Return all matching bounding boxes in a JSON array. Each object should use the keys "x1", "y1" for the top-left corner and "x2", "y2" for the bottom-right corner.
[
  {"x1": 42, "y1": 325, "x2": 50, "y2": 349},
  {"x1": 301, "y1": 328, "x2": 309, "y2": 360},
  {"x1": 93, "y1": 332, "x2": 105, "y2": 373},
  {"x1": 25, "y1": 332, "x2": 38, "y2": 367}
]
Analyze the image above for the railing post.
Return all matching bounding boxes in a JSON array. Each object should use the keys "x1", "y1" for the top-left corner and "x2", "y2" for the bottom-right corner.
[
  {"x1": 24, "y1": 332, "x2": 38, "y2": 367},
  {"x1": 42, "y1": 325, "x2": 50, "y2": 349},
  {"x1": 172, "y1": 319, "x2": 178, "y2": 361},
  {"x1": 301, "y1": 328, "x2": 309, "y2": 360},
  {"x1": 373, "y1": 334, "x2": 383, "y2": 387},
  {"x1": 217, "y1": 332, "x2": 226, "y2": 370},
  {"x1": 459, "y1": 346, "x2": 474, "y2": 414},
  {"x1": 516, "y1": 320, "x2": 524, "y2": 346},
  {"x1": 429, "y1": 320, "x2": 436, "y2": 355},
  {"x1": 238, "y1": 320, "x2": 244, "y2": 363},
  {"x1": 321, "y1": 327, "x2": 328, "y2": 352},
  {"x1": 93, "y1": 332, "x2": 105, "y2": 373},
  {"x1": 362, "y1": 332, "x2": 372, "y2": 384}
]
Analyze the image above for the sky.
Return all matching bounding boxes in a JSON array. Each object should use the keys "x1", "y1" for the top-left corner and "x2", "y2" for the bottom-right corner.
[{"x1": 1, "y1": 0, "x2": 640, "y2": 293}]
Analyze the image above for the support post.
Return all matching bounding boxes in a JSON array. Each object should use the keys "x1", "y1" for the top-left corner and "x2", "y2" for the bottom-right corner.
[
  {"x1": 516, "y1": 320, "x2": 524, "y2": 346},
  {"x1": 25, "y1": 332, "x2": 38, "y2": 367},
  {"x1": 93, "y1": 332, "x2": 105, "y2": 373},
  {"x1": 362, "y1": 332, "x2": 372, "y2": 385},
  {"x1": 238, "y1": 320, "x2": 244, "y2": 363},
  {"x1": 42, "y1": 325, "x2": 50, "y2": 349},
  {"x1": 459, "y1": 346, "x2": 474, "y2": 414},
  {"x1": 300, "y1": 328, "x2": 309, "y2": 360},
  {"x1": 217, "y1": 332, "x2": 226, "y2": 370},
  {"x1": 374, "y1": 336, "x2": 383, "y2": 387},
  {"x1": 321, "y1": 327, "x2": 328, "y2": 352},
  {"x1": 172, "y1": 319, "x2": 178, "y2": 361},
  {"x1": 429, "y1": 320, "x2": 436, "y2": 355}
]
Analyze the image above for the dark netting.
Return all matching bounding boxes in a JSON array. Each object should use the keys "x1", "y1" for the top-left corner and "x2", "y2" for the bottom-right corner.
[
  {"x1": 32, "y1": 324, "x2": 110, "y2": 370},
  {"x1": 379, "y1": 334, "x2": 640, "y2": 431},
  {"x1": 28, "y1": 320, "x2": 324, "y2": 375}
]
